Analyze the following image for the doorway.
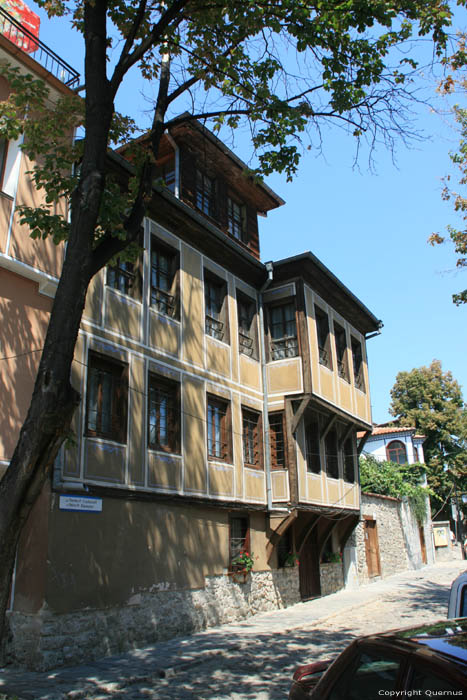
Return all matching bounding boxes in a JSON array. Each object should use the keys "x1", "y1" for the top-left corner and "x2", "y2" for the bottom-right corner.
[{"x1": 363, "y1": 518, "x2": 381, "y2": 578}]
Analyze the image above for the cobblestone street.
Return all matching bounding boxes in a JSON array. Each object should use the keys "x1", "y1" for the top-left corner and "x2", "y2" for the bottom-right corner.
[{"x1": 1, "y1": 559, "x2": 465, "y2": 700}]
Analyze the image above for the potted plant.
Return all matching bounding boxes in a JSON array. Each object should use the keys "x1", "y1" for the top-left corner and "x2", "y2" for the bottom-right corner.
[
  {"x1": 229, "y1": 550, "x2": 254, "y2": 583},
  {"x1": 284, "y1": 551, "x2": 299, "y2": 567}
]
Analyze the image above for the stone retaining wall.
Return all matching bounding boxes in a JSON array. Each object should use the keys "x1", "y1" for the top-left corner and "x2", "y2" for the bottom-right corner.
[
  {"x1": 320, "y1": 562, "x2": 344, "y2": 596},
  {"x1": 354, "y1": 493, "x2": 435, "y2": 584},
  {"x1": 6, "y1": 567, "x2": 300, "y2": 670}
]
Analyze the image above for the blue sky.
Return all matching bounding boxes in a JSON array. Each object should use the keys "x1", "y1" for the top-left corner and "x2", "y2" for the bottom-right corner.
[{"x1": 33, "y1": 2, "x2": 467, "y2": 424}]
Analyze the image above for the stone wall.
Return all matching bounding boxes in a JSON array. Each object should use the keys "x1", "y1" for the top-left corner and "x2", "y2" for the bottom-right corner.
[
  {"x1": 320, "y1": 562, "x2": 344, "y2": 596},
  {"x1": 353, "y1": 493, "x2": 433, "y2": 585},
  {"x1": 6, "y1": 567, "x2": 300, "y2": 670},
  {"x1": 355, "y1": 494, "x2": 408, "y2": 583}
]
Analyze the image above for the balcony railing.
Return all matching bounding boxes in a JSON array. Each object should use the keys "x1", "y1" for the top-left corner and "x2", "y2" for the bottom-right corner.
[
  {"x1": 205, "y1": 315, "x2": 224, "y2": 341},
  {"x1": 271, "y1": 335, "x2": 298, "y2": 361},
  {"x1": 239, "y1": 329, "x2": 254, "y2": 356},
  {"x1": 0, "y1": 7, "x2": 80, "y2": 88}
]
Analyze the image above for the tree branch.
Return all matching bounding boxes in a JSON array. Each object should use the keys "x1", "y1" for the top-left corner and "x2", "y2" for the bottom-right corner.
[{"x1": 110, "y1": 0, "x2": 190, "y2": 94}]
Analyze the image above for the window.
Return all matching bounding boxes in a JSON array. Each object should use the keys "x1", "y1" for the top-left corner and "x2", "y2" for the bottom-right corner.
[
  {"x1": 229, "y1": 516, "x2": 250, "y2": 566},
  {"x1": 325, "y1": 427, "x2": 339, "y2": 479},
  {"x1": 155, "y1": 158, "x2": 175, "y2": 193},
  {"x1": 207, "y1": 395, "x2": 231, "y2": 461},
  {"x1": 242, "y1": 408, "x2": 262, "y2": 469},
  {"x1": 0, "y1": 139, "x2": 8, "y2": 191},
  {"x1": 107, "y1": 259, "x2": 137, "y2": 296},
  {"x1": 268, "y1": 301, "x2": 298, "y2": 360},
  {"x1": 227, "y1": 196, "x2": 246, "y2": 240},
  {"x1": 196, "y1": 169, "x2": 215, "y2": 216},
  {"x1": 86, "y1": 353, "x2": 128, "y2": 442},
  {"x1": 205, "y1": 271, "x2": 228, "y2": 341},
  {"x1": 237, "y1": 291, "x2": 257, "y2": 357},
  {"x1": 306, "y1": 419, "x2": 321, "y2": 474},
  {"x1": 351, "y1": 337, "x2": 365, "y2": 391},
  {"x1": 409, "y1": 666, "x2": 463, "y2": 694},
  {"x1": 386, "y1": 440, "x2": 407, "y2": 464},
  {"x1": 334, "y1": 322, "x2": 349, "y2": 381},
  {"x1": 327, "y1": 650, "x2": 401, "y2": 700},
  {"x1": 344, "y1": 437, "x2": 355, "y2": 482},
  {"x1": 148, "y1": 375, "x2": 180, "y2": 453},
  {"x1": 151, "y1": 239, "x2": 178, "y2": 317},
  {"x1": 315, "y1": 306, "x2": 332, "y2": 369},
  {"x1": 269, "y1": 412, "x2": 286, "y2": 470}
]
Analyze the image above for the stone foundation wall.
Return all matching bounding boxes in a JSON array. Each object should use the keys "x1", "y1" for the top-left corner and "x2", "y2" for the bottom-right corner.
[
  {"x1": 320, "y1": 562, "x2": 344, "y2": 596},
  {"x1": 6, "y1": 567, "x2": 300, "y2": 670}
]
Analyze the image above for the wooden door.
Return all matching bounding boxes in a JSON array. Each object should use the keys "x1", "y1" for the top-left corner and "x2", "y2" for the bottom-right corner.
[
  {"x1": 299, "y1": 530, "x2": 321, "y2": 600},
  {"x1": 363, "y1": 518, "x2": 381, "y2": 578},
  {"x1": 419, "y1": 526, "x2": 427, "y2": 564}
]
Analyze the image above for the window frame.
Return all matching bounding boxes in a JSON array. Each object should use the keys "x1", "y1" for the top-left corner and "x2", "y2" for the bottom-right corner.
[
  {"x1": 306, "y1": 418, "x2": 321, "y2": 474},
  {"x1": 196, "y1": 169, "x2": 215, "y2": 217},
  {"x1": 315, "y1": 306, "x2": 332, "y2": 369},
  {"x1": 204, "y1": 270, "x2": 229, "y2": 343},
  {"x1": 386, "y1": 440, "x2": 408, "y2": 465},
  {"x1": 242, "y1": 407, "x2": 263, "y2": 469},
  {"x1": 150, "y1": 237, "x2": 179, "y2": 319},
  {"x1": 267, "y1": 299, "x2": 299, "y2": 361},
  {"x1": 237, "y1": 290, "x2": 257, "y2": 358},
  {"x1": 344, "y1": 436, "x2": 356, "y2": 482},
  {"x1": 106, "y1": 259, "x2": 138, "y2": 298},
  {"x1": 269, "y1": 411, "x2": 286, "y2": 470},
  {"x1": 207, "y1": 394, "x2": 232, "y2": 462},
  {"x1": 227, "y1": 195, "x2": 246, "y2": 241},
  {"x1": 229, "y1": 515, "x2": 250, "y2": 569},
  {"x1": 325, "y1": 426, "x2": 339, "y2": 479},
  {"x1": 85, "y1": 352, "x2": 128, "y2": 444},
  {"x1": 155, "y1": 156, "x2": 176, "y2": 193},
  {"x1": 351, "y1": 336, "x2": 365, "y2": 392},
  {"x1": 148, "y1": 374, "x2": 181, "y2": 454},
  {"x1": 334, "y1": 321, "x2": 349, "y2": 382}
]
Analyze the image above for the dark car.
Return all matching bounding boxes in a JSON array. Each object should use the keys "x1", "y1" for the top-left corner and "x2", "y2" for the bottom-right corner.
[{"x1": 289, "y1": 618, "x2": 467, "y2": 699}]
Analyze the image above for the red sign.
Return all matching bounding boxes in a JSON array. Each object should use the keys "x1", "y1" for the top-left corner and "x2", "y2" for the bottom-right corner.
[{"x1": 0, "y1": 0, "x2": 40, "y2": 54}]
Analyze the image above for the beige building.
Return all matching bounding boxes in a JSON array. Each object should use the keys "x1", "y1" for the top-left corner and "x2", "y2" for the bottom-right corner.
[{"x1": 0, "y1": 6, "x2": 382, "y2": 669}]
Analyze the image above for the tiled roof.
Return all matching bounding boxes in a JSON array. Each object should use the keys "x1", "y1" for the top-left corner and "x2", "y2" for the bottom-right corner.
[
  {"x1": 371, "y1": 426, "x2": 415, "y2": 436},
  {"x1": 357, "y1": 425, "x2": 425, "y2": 440}
]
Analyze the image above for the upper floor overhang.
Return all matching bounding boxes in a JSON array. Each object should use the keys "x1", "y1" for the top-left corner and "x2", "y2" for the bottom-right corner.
[{"x1": 270, "y1": 252, "x2": 382, "y2": 337}]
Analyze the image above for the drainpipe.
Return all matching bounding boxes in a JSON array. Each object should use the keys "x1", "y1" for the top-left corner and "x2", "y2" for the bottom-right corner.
[
  {"x1": 165, "y1": 131, "x2": 180, "y2": 198},
  {"x1": 258, "y1": 261, "x2": 274, "y2": 511}
]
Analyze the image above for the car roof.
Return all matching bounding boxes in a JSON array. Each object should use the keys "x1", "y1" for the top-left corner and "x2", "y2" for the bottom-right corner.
[{"x1": 368, "y1": 619, "x2": 467, "y2": 668}]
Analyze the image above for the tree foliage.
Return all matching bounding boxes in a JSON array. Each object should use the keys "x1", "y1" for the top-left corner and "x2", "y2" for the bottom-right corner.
[
  {"x1": 429, "y1": 26, "x2": 467, "y2": 305},
  {"x1": 389, "y1": 360, "x2": 467, "y2": 504},
  {"x1": 359, "y1": 454, "x2": 430, "y2": 524}
]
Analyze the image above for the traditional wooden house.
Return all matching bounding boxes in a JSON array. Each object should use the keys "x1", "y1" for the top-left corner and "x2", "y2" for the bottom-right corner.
[{"x1": 0, "y1": 5, "x2": 382, "y2": 669}]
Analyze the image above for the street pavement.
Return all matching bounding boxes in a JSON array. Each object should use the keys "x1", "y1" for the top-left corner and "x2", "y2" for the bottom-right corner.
[{"x1": 0, "y1": 559, "x2": 465, "y2": 700}]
